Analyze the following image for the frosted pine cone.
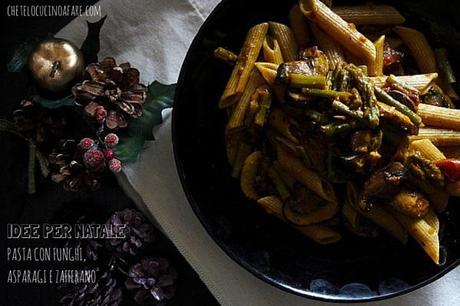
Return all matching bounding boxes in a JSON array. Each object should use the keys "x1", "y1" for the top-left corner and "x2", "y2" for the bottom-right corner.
[
  {"x1": 106, "y1": 209, "x2": 154, "y2": 256},
  {"x1": 49, "y1": 139, "x2": 103, "y2": 191},
  {"x1": 125, "y1": 257, "x2": 177, "y2": 305},
  {"x1": 59, "y1": 269, "x2": 123, "y2": 306}
]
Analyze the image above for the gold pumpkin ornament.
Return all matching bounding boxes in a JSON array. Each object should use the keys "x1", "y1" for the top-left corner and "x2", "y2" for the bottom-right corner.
[{"x1": 28, "y1": 39, "x2": 84, "y2": 92}]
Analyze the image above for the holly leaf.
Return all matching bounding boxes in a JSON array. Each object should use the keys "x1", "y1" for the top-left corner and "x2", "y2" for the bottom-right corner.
[
  {"x1": 115, "y1": 81, "x2": 175, "y2": 162},
  {"x1": 114, "y1": 135, "x2": 146, "y2": 163},
  {"x1": 127, "y1": 81, "x2": 175, "y2": 140},
  {"x1": 32, "y1": 95, "x2": 76, "y2": 109}
]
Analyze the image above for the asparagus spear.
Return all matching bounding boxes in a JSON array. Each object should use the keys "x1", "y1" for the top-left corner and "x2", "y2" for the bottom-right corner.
[
  {"x1": 288, "y1": 74, "x2": 327, "y2": 88},
  {"x1": 302, "y1": 88, "x2": 351, "y2": 99},
  {"x1": 374, "y1": 86, "x2": 422, "y2": 126},
  {"x1": 345, "y1": 64, "x2": 380, "y2": 128},
  {"x1": 214, "y1": 47, "x2": 238, "y2": 64}
]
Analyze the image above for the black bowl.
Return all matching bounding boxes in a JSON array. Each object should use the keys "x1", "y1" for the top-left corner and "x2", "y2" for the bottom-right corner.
[{"x1": 173, "y1": 0, "x2": 460, "y2": 302}]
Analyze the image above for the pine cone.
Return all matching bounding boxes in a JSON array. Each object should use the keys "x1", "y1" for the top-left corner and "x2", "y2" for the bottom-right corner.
[
  {"x1": 106, "y1": 209, "x2": 154, "y2": 256},
  {"x1": 49, "y1": 139, "x2": 103, "y2": 192},
  {"x1": 11, "y1": 99, "x2": 67, "y2": 145},
  {"x1": 60, "y1": 269, "x2": 123, "y2": 306},
  {"x1": 125, "y1": 257, "x2": 177, "y2": 305},
  {"x1": 72, "y1": 57, "x2": 147, "y2": 130}
]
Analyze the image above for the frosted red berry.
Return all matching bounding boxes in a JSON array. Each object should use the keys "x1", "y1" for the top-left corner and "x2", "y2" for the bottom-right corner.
[
  {"x1": 104, "y1": 149, "x2": 115, "y2": 160},
  {"x1": 95, "y1": 106, "x2": 107, "y2": 122},
  {"x1": 108, "y1": 158, "x2": 122, "y2": 173},
  {"x1": 104, "y1": 133, "x2": 119, "y2": 148},
  {"x1": 83, "y1": 149, "x2": 105, "y2": 168},
  {"x1": 78, "y1": 138, "x2": 95, "y2": 150}
]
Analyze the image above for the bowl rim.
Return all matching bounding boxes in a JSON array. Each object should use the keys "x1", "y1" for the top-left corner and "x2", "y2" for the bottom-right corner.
[{"x1": 171, "y1": 0, "x2": 460, "y2": 302}]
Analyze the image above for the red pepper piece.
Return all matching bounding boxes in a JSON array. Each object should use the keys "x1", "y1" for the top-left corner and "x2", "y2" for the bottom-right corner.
[{"x1": 436, "y1": 159, "x2": 460, "y2": 182}]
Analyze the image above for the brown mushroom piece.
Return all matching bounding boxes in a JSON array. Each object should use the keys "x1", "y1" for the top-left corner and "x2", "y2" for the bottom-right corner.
[
  {"x1": 390, "y1": 188, "x2": 430, "y2": 218},
  {"x1": 406, "y1": 154, "x2": 445, "y2": 188},
  {"x1": 359, "y1": 162, "x2": 406, "y2": 211},
  {"x1": 350, "y1": 130, "x2": 383, "y2": 154},
  {"x1": 421, "y1": 84, "x2": 455, "y2": 108},
  {"x1": 299, "y1": 46, "x2": 330, "y2": 76}
]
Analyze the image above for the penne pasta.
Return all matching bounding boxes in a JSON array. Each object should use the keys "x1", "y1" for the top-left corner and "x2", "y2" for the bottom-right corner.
[
  {"x1": 435, "y1": 48, "x2": 459, "y2": 101},
  {"x1": 319, "y1": 0, "x2": 332, "y2": 7},
  {"x1": 386, "y1": 37, "x2": 403, "y2": 49},
  {"x1": 368, "y1": 35, "x2": 385, "y2": 77},
  {"x1": 418, "y1": 103, "x2": 460, "y2": 131},
  {"x1": 226, "y1": 69, "x2": 265, "y2": 132},
  {"x1": 299, "y1": 0, "x2": 376, "y2": 63},
  {"x1": 410, "y1": 128, "x2": 460, "y2": 147},
  {"x1": 424, "y1": 209, "x2": 440, "y2": 235},
  {"x1": 407, "y1": 139, "x2": 450, "y2": 212},
  {"x1": 226, "y1": 129, "x2": 242, "y2": 166},
  {"x1": 277, "y1": 145, "x2": 336, "y2": 202},
  {"x1": 394, "y1": 213, "x2": 440, "y2": 265},
  {"x1": 370, "y1": 73, "x2": 438, "y2": 94},
  {"x1": 296, "y1": 225, "x2": 342, "y2": 244},
  {"x1": 232, "y1": 142, "x2": 253, "y2": 178},
  {"x1": 257, "y1": 196, "x2": 342, "y2": 244},
  {"x1": 283, "y1": 200, "x2": 339, "y2": 226},
  {"x1": 218, "y1": 3, "x2": 460, "y2": 260},
  {"x1": 219, "y1": 23, "x2": 269, "y2": 108},
  {"x1": 268, "y1": 108, "x2": 299, "y2": 144},
  {"x1": 240, "y1": 151, "x2": 263, "y2": 200},
  {"x1": 394, "y1": 26, "x2": 437, "y2": 73},
  {"x1": 255, "y1": 62, "x2": 278, "y2": 86},
  {"x1": 342, "y1": 202, "x2": 378, "y2": 237},
  {"x1": 310, "y1": 25, "x2": 346, "y2": 69},
  {"x1": 289, "y1": 5, "x2": 310, "y2": 48},
  {"x1": 263, "y1": 36, "x2": 284, "y2": 65},
  {"x1": 333, "y1": 5, "x2": 405, "y2": 25},
  {"x1": 408, "y1": 139, "x2": 446, "y2": 162},
  {"x1": 269, "y1": 22, "x2": 299, "y2": 62},
  {"x1": 346, "y1": 183, "x2": 408, "y2": 244}
]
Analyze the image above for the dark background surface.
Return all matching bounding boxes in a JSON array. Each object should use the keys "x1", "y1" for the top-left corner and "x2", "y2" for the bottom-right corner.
[{"x1": 0, "y1": 1, "x2": 219, "y2": 305}]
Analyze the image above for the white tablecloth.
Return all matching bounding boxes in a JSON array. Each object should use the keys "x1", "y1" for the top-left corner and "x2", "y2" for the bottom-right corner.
[{"x1": 57, "y1": 0, "x2": 460, "y2": 305}]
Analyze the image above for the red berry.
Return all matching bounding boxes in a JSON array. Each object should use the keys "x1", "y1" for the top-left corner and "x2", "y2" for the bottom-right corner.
[
  {"x1": 108, "y1": 158, "x2": 122, "y2": 173},
  {"x1": 104, "y1": 133, "x2": 119, "y2": 148},
  {"x1": 83, "y1": 149, "x2": 105, "y2": 168},
  {"x1": 104, "y1": 149, "x2": 115, "y2": 160},
  {"x1": 78, "y1": 138, "x2": 95, "y2": 150},
  {"x1": 95, "y1": 106, "x2": 107, "y2": 122}
]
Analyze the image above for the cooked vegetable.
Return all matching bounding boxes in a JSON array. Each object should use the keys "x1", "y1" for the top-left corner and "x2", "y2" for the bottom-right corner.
[
  {"x1": 407, "y1": 154, "x2": 445, "y2": 188},
  {"x1": 214, "y1": 47, "x2": 238, "y2": 64},
  {"x1": 376, "y1": 101, "x2": 418, "y2": 135},
  {"x1": 436, "y1": 159, "x2": 460, "y2": 182},
  {"x1": 421, "y1": 84, "x2": 455, "y2": 109},
  {"x1": 374, "y1": 86, "x2": 422, "y2": 126},
  {"x1": 217, "y1": 2, "x2": 459, "y2": 263},
  {"x1": 390, "y1": 188, "x2": 430, "y2": 218},
  {"x1": 302, "y1": 88, "x2": 351, "y2": 99}
]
